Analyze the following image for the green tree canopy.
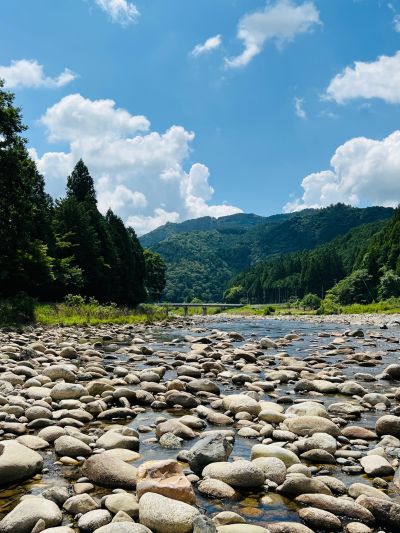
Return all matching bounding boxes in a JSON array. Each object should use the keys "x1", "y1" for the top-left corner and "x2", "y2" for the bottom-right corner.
[{"x1": 144, "y1": 250, "x2": 166, "y2": 301}]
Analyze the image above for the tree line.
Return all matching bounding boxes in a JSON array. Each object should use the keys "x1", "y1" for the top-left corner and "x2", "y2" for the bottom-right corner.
[{"x1": 0, "y1": 80, "x2": 165, "y2": 306}]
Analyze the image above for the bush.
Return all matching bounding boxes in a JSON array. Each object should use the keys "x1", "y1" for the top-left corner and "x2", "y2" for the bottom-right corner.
[
  {"x1": 329, "y1": 269, "x2": 374, "y2": 305},
  {"x1": 0, "y1": 292, "x2": 37, "y2": 325},
  {"x1": 300, "y1": 293, "x2": 321, "y2": 310},
  {"x1": 263, "y1": 306, "x2": 276, "y2": 315},
  {"x1": 378, "y1": 269, "x2": 400, "y2": 300}
]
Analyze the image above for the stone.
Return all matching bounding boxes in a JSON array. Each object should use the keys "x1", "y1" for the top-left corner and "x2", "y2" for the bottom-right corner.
[
  {"x1": 16, "y1": 435, "x2": 49, "y2": 450},
  {"x1": 50, "y1": 383, "x2": 87, "y2": 400},
  {"x1": 112, "y1": 511, "x2": 134, "y2": 523},
  {"x1": 341, "y1": 426, "x2": 377, "y2": 439},
  {"x1": 136, "y1": 459, "x2": 196, "y2": 504},
  {"x1": 186, "y1": 379, "x2": 220, "y2": 395},
  {"x1": 165, "y1": 391, "x2": 199, "y2": 408},
  {"x1": 139, "y1": 492, "x2": 200, "y2": 533},
  {"x1": 187, "y1": 433, "x2": 233, "y2": 474},
  {"x1": 41, "y1": 487, "x2": 70, "y2": 507},
  {"x1": 82, "y1": 454, "x2": 138, "y2": 489},
  {"x1": 95, "y1": 431, "x2": 139, "y2": 451},
  {"x1": 156, "y1": 419, "x2": 197, "y2": 440},
  {"x1": 222, "y1": 395, "x2": 261, "y2": 416},
  {"x1": 286, "y1": 401, "x2": 329, "y2": 419},
  {"x1": 0, "y1": 440, "x2": 43, "y2": 485},
  {"x1": 93, "y1": 524, "x2": 152, "y2": 533},
  {"x1": 294, "y1": 494, "x2": 375, "y2": 525},
  {"x1": 77, "y1": 510, "x2": 112, "y2": 532},
  {"x1": 193, "y1": 516, "x2": 216, "y2": 533},
  {"x1": 212, "y1": 513, "x2": 246, "y2": 527},
  {"x1": 358, "y1": 496, "x2": 400, "y2": 527},
  {"x1": 54, "y1": 436, "x2": 92, "y2": 458},
  {"x1": 250, "y1": 445, "x2": 300, "y2": 467},
  {"x1": 277, "y1": 477, "x2": 332, "y2": 496},
  {"x1": 363, "y1": 393, "x2": 391, "y2": 407},
  {"x1": 42, "y1": 365, "x2": 76, "y2": 383},
  {"x1": 300, "y1": 449, "x2": 336, "y2": 464},
  {"x1": 348, "y1": 483, "x2": 391, "y2": 501},
  {"x1": 376, "y1": 415, "x2": 400, "y2": 437},
  {"x1": 297, "y1": 433, "x2": 337, "y2": 455},
  {"x1": 251, "y1": 457, "x2": 286, "y2": 485},
  {"x1": 298, "y1": 507, "x2": 342, "y2": 530},
  {"x1": 102, "y1": 449, "x2": 141, "y2": 462},
  {"x1": 159, "y1": 433, "x2": 182, "y2": 449},
  {"x1": 286, "y1": 416, "x2": 341, "y2": 437},
  {"x1": 63, "y1": 494, "x2": 99, "y2": 515},
  {"x1": 267, "y1": 524, "x2": 314, "y2": 533},
  {"x1": 0, "y1": 497, "x2": 62, "y2": 533},
  {"x1": 360, "y1": 456, "x2": 394, "y2": 477},
  {"x1": 217, "y1": 527, "x2": 268, "y2": 533},
  {"x1": 384, "y1": 364, "x2": 400, "y2": 379},
  {"x1": 315, "y1": 476, "x2": 347, "y2": 495},
  {"x1": 198, "y1": 479, "x2": 236, "y2": 498},
  {"x1": 105, "y1": 493, "x2": 139, "y2": 518},
  {"x1": 337, "y1": 382, "x2": 366, "y2": 396},
  {"x1": 345, "y1": 524, "x2": 371, "y2": 533},
  {"x1": 202, "y1": 460, "x2": 264, "y2": 488}
]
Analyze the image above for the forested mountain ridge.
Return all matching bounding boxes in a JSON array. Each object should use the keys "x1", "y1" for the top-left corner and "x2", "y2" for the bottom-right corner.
[
  {"x1": 150, "y1": 204, "x2": 394, "y2": 302},
  {"x1": 227, "y1": 218, "x2": 391, "y2": 304},
  {"x1": 139, "y1": 212, "x2": 292, "y2": 248}
]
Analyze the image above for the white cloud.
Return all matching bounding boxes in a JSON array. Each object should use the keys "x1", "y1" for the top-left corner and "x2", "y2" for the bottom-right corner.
[
  {"x1": 94, "y1": 0, "x2": 139, "y2": 26},
  {"x1": 283, "y1": 130, "x2": 400, "y2": 212},
  {"x1": 225, "y1": 0, "x2": 321, "y2": 68},
  {"x1": 294, "y1": 97, "x2": 306, "y2": 118},
  {"x1": 191, "y1": 35, "x2": 222, "y2": 57},
  {"x1": 394, "y1": 14, "x2": 400, "y2": 31},
  {"x1": 32, "y1": 94, "x2": 242, "y2": 235},
  {"x1": 325, "y1": 51, "x2": 400, "y2": 104},
  {"x1": 0, "y1": 60, "x2": 77, "y2": 89}
]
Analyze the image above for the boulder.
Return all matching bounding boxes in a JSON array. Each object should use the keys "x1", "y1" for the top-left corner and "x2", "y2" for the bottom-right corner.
[
  {"x1": 156, "y1": 419, "x2": 197, "y2": 440},
  {"x1": 250, "y1": 445, "x2": 300, "y2": 467},
  {"x1": 294, "y1": 494, "x2": 375, "y2": 525},
  {"x1": 139, "y1": 492, "x2": 200, "y2": 533},
  {"x1": 286, "y1": 402, "x2": 329, "y2": 419},
  {"x1": 82, "y1": 454, "x2": 138, "y2": 489},
  {"x1": 77, "y1": 509, "x2": 112, "y2": 532},
  {"x1": 348, "y1": 483, "x2": 391, "y2": 501},
  {"x1": 105, "y1": 493, "x2": 139, "y2": 518},
  {"x1": 186, "y1": 379, "x2": 220, "y2": 395},
  {"x1": 277, "y1": 477, "x2": 332, "y2": 496},
  {"x1": 63, "y1": 494, "x2": 99, "y2": 515},
  {"x1": 286, "y1": 416, "x2": 341, "y2": 437},
  {"x1": 95, "y1": 432, "x2": 139, "y2": 451},
  {"x1": 198, "y1": 479, "x2": 236, "y2": 499},
  {"x1": 187, "y1": 433, "x2": 233, "y2": 474},
  {"x1": 251, "y1": 457, "x2": 286, "y2": 485},
  {"x1": 0, "y1": 441, "x2": 43, "y2": 485},
  {"x1": 0, "y1": 497, "x2": 62, "y2": 533},
  {"x1": 136, "y1": 459, "x2": 196, "y2": 504},
  {"x1": 202, "y1": 460, "x2": 264, "y2": 488},
  {"x1": 376, "y1": 415, "x2": 400, "y2": 437},
  {"x1": 337, "y1": 382, "x2": 366, "y2": 396},
  {"x1": 54, "y1": 436, "x2": 92, "y2": 457},
  {"x1": 298, "y1": 508, "x2": 341, "y2": 530},
  {"x1": 360, "y1": 456, "x2": 394, "y2": 477},
  {"x1": 50, "y1": 383, "x2": 87, "y2": 400},
  {"x1": 358, "y1": 496, "x2": 400, "y2": 527}
]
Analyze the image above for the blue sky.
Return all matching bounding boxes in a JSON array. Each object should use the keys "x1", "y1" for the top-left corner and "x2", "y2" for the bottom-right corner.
[{"x1": 2, "y1": 0, "x2": 400, "y2": 234}]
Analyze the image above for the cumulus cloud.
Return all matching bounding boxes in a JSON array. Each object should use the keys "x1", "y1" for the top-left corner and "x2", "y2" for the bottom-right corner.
[
  {"x1": 191, "y1": 35, "x2": 222, "y2": 57},
  {"x1": 394, "y1": 15, "x2": 400, "y2": 32},
  {"x1": 294, "y1": 97, "x2": 306, "y2": 118},
  {"x1": 94, "y1": 0, "x2": 139, "y2": 26},
  {"x1": 32, "y1": 94, "x2": 242, "y2": 235},
  {"x1": 225, "y1": 0, "x2": 321, "y2": 68},
  {"x1": 0, "y1": 59, "x2": 77, "y2": 89},
  {"x1": 325, "y1": 51, "x2": 400, "y2": 104},
  {"x1": 283, "y1": 130, "x2": 400, "y2": 212}
]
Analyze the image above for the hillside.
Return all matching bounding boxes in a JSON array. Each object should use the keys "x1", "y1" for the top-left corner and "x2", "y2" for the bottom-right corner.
[
  {"x1": 139, "y1": 212, "x2": 292, "y2": 248},
  {"x1": 227, "y1": 218, "x2": 391, "y2": 303},
  {"x1": 150, "y1": 204, "x2": 394, "y2": 302}
]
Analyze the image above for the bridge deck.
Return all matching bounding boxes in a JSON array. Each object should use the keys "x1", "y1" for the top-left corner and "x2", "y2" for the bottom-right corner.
[{"x1": 160, "y1": 303, "x2": 243, "y2": 316}]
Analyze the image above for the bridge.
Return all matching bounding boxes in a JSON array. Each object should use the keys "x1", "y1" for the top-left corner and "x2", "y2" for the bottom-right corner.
[{"x1": 160, "y1": 303, "x2": 244, "y2": 316}]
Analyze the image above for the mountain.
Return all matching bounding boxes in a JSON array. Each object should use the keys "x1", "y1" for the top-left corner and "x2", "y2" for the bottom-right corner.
[
  {"x1": 227, "y1": 218, "x2": 391, "y2": 304},
  {"x1": 148, "y1": 204, "x2": 394, "y2": 302},
  {"x1": 139, "y1": 212, "x2": 292, "y2": 248}
]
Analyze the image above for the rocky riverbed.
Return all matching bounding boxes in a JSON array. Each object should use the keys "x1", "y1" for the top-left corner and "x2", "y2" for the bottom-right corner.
[{"x1": 1, "y1": 316, "x2": 400, "y2": 533}]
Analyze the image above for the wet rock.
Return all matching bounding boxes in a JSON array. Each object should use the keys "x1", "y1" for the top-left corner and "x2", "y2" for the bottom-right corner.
[
  {"x1": 383, "y1": 364, "x2": 400, "y2": 379},
  {"x1": 95, "y1": 431, "x2": 139, "y2": 451},
  {"x1": 0, "y1": 497, "x2": 62, "y2": 533},
  {"x1": 375, "y1": 415, "x2": 400, "y2": 437},
  {"x1": 198, "y1": 479, "x2": 236, "y2": 498},
  {"x1": 348, "y1": 483, "x2": 391, "y2": 501},
  {"x1": 337, "y1": 382, "x2": 366, "y2": 396},
  {"x1": 202, "y1": 460, "x2": 264, "y2": 488},
  {"x1": 0, "y1": 440, "x2": 43, "y2": 485},
  {"x1": 358, "y1": 496, "x2": 400, "y2": 527},
  {"x1": 193, "y1": 515, "x2": 216, "y2": 533},
  {"x1": 277, "y1": 477, "x2": 332, "y2": 496},
  {"x1": 286, "y1": 401, "x2": 329, "y2": 419},
  {"x1": 300, "y1": 449, "x2": 336, "y2": 464},
  {"x1": 41, "y1": 487, "x2": 70, "y2": 507},
  {"x1": 187, "y1": 433, "x2": 233, "y2": 474},
  {"x1": 212, "y1": 512, "x2": 246, "y2": 527},
  {"x1": 136, "y1": 459, "x2": 196, "y2": 504},
  {"x1": 186, "y1": 379, "x2": 220, "y2": 395},
  {"x1": 341, "y1": 426, "x2": 377, "y2": 439},
  {"x1": 315, "y1": 476, "x2": 347, "y2": 495},
  {"x1": 94, "y1": 524, "x2": 152, "y2": 533},
  {"x1": 156, "y1": 419, "x2": 197, "y2": 440},
  {"x1": 139, "y1": 492, "x2": 200, "y2": 533},
  {"x1": 42, "y1": 365, "x2": 76, "y2": 383},
  {"x1": 294, "y1": 494, "x2": 375, "y2": 525},
  {"x1": 360, "y1": 455, "x2": 394, "y2": 477},
  {"x1": 50, "y1": 383, "x2": 87, "y2": 400},
  {"x1": 82, "y1": 454, "x2": 138, "y2": 489},
  {"x1": 363, "y1": 393, "x2": 391, "y2": 407},
  {"x1": 345, "y1": 524, "x2": 371, "y2": 533},
  {"x1": 298, "y1": 507, "x2": 342, "y2": 530},
  {"x1": 268, "y1": 523, "x2": 314, "y2": 533},
  {"x1": 223, "y1": 395, "x2": 261, "y2": 417},
  {"x1": 159, "y1": 433, "x2": 182, "y2": 449}
]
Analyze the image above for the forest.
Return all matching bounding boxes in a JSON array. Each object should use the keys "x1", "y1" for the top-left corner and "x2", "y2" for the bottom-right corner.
[
  {"x1": 0, "y1": 80, "x2": 165, "y2": 319},
  {"x1": 149, "y1": 204, "x2": 394, "y2": 302}
]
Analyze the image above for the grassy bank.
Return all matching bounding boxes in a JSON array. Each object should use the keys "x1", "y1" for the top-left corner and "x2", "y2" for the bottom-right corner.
[{"x1": 0, "y1": 294, "x2": 169, "y2": 327}]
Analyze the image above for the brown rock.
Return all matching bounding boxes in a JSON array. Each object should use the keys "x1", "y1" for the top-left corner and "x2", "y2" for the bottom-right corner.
[
  {"x1": 136, "y1": 459, "x2": 196, "y2": 504},
  {"x1": 294, "y1": 494, "x2": 375, "y2": 525},
  {"x1": 341, "y1": 426, "x2": 377, "y2": 439}
]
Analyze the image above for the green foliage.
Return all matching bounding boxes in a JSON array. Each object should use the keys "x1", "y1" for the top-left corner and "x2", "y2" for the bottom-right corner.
[
  {"x1": 0, "y1": 293, "x2": 37, "y2": 325},
  {"x1": 144, "y1": 250, "x2": 166, "y2": 301},
  {"x1": 223, "y1": 286, "x2": 244, "y2": 303},
  {"x1": 150, "y1": 204, "x2": 393, "y2": 302},
  {"x1": 300, "y1": 293, "x2": 321, "y2": 310},
  {"x1": 263, "y1": 306, "x2": 276, "y2": 315},
  {"x1": 378, "y1": 269, "x2": 400, "y2": 300},
  {"x1": 0, "y1": 85, "x2": 148, "y2": 307},
  {"x1": 326, "y1": 269, "x2": 374, "y2": 305}
]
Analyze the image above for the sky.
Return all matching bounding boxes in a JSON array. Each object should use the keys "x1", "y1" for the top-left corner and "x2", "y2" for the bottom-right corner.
[{"x1": 2, "y1": 0, "x2": 400, "y2": 235}]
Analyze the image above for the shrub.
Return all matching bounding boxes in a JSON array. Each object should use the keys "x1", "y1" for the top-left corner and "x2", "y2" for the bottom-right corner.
[{"x1": 0, "y1": 292, "x2": 37, "y2": 325}]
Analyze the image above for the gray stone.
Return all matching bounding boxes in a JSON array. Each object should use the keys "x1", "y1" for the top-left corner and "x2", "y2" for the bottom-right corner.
[
  {"x1": 0, "y1": 441, "x2": 43, "y2": 485},
  {"x1": 187, "y1": 433, "x2": 233, "y2": 474},
  {"x1": 0, "y1": 497, "x2": 62, "y2": 533},
  {"x1": 77, "y1": 510, "x2": 112, "y2": 532},
  {"x1": 202, "y1": 460, "x2": 264, "y2": 488},
  {"x1": 139, "y1": 492, "x2": 200, "y2": 533},
  {"x1": 82, "y1": 454, "x2": 138, "y2": 489}
]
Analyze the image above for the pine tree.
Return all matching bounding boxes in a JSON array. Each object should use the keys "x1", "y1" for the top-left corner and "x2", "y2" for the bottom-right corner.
[{"x1": 66, "y1": 159, "x2": 97, "y2": 203}]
